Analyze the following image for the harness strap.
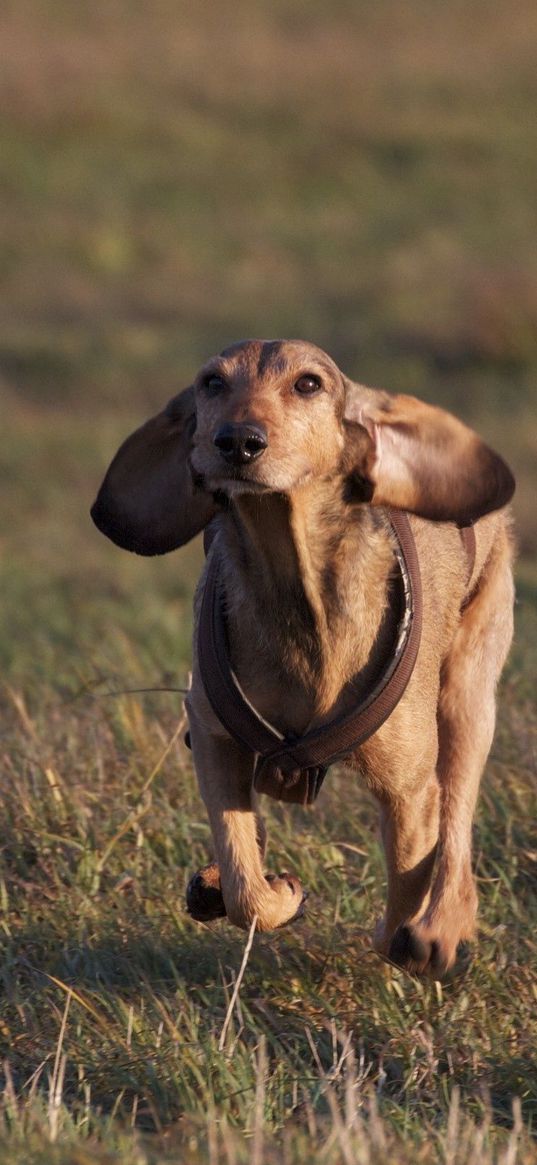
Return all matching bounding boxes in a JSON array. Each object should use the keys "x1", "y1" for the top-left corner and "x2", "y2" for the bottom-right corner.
[
  {"x1": 197, "y1": 510, "x2": 422, "y2": 804},
  {"x1": 193, "y1": 515, "x2": 477, "y2": 805},
  {"x1": 255, "y1": 509, "x2": 423, "y2": 777},
  {"x1": 197, "y1": 540, "x2": 285, "y2": 757}
]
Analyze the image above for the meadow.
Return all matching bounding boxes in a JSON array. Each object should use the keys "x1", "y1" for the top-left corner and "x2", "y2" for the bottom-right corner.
[{"x1": 1, "y1": 1, "x2": 537, "y2": 1161}]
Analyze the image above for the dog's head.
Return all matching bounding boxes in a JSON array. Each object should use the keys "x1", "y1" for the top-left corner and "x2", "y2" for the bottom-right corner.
[
  {"x1": 91, "y1": 338, "x2": 515, "y2": 553},
  {"x1": 190, "y1": 339, "x2": 348, "y2": 496}
]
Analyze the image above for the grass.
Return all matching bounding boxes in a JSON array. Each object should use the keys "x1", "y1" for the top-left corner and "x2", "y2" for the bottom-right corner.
[
  {"x1": 1, "y1": 551, "x2": 536, "y2": 1164},
  {"x1": 1, "y1": 0, "x2": 537, "y2": 1159}
]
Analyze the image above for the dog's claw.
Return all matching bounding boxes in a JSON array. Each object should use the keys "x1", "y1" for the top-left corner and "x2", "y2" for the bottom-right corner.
[
  {"x1": 389, "y1": 924, "x2": 429, "y2": 969},
  {"x1": 388, "y1": 924, "x2": 462, "y2": 978}
]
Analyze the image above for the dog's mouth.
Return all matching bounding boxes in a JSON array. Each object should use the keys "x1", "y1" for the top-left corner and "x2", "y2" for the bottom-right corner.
[
  {"x1": 189, "y1": 452, "x2": 315, "y2": 498},
  {"x1": 191, "y1": 462, "x2": 271, "y2": 495},
  {"x1": 218, "y1": 475, "x2": 270, "y2": 495}
]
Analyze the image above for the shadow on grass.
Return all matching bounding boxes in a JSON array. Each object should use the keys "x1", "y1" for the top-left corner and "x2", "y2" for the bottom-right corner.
[
  {"x1": 2, "y1": 909, "x2": 324, "y2": 999},
  {"x1": 3, "y1": 913, "x2": 537, "y2": 1137}
]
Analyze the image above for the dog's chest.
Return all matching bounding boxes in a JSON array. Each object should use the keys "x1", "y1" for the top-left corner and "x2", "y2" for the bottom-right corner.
[{"x1": 224, "y1": 585, "x2": 396, "y2": 739}]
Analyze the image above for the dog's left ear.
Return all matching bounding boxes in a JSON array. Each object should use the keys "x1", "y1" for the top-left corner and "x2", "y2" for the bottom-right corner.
[
  {"x1": 91, "y1": 386, "x2": 216, "y2": 555},
  {"x1": 343, "y1": 380, "x2": 515, "y2": 525}
]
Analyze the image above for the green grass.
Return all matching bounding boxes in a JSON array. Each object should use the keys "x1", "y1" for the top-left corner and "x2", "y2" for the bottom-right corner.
[
  {"x1": 1, "y1": 0, "x2": 537, "y2": 1159},
  {"x1": 1, "y1": 535, "x2": 536, "y2": 1163},
  {"x1": 1, "y1": 407, "x2": 536, "y2": 1163}
]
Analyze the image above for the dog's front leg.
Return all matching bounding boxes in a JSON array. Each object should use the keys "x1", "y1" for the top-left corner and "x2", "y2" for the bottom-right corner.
[
  {"x1": 185, "y1": 701, "x2": 306, "y2": 931},
  {"x1": 375, "y1": 776, "x2": 440, "y2": 961}
]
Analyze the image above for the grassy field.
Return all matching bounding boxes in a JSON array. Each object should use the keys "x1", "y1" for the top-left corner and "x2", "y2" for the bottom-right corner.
[{"x1": 1, "y1": 1, "x2": 537, "y2": 1161}]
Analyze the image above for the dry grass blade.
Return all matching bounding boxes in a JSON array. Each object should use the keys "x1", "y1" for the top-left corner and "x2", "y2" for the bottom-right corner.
[
  {"x1": 218, "y1": 915, "x2": 258, "y2": 1052},
  {"x1": 252, "y1": 1035, "x2": 267, "y2": 1165},
  {"x1": 40, "y1": 973, "x2": 128, "y2": 1051},
  {"x1": 48, "y1": 988, "x2": 70, "y2": 1143},
  {"x1": 502, "y1": 1099, "x2": 523, "y2": 1165},
  {"x1": 94, "y1": 713, "x2": 186, "y2": 879}
]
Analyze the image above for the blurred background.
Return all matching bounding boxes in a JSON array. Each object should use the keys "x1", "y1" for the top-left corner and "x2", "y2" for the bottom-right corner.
[{"x1": 2, "y1": 0, "x2": 536, "y2": 689}]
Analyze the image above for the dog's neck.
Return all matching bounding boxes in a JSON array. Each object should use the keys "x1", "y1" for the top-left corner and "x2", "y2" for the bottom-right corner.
[{"x1": 215, "y1": 478, "x2": 396, "y2": 730}]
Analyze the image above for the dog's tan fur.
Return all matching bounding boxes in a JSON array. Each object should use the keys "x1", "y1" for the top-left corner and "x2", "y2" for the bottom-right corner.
[{"x1": 92, "y1": 339, "x2": 515, "y2": 975}]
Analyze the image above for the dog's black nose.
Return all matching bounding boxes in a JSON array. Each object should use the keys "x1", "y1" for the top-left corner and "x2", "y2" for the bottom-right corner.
[{"x1": 213, "y1": 423, "x2": 268, "y2": 465}]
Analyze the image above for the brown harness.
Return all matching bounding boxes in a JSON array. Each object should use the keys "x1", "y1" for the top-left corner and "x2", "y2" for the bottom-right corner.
[{"x1": 193, "y1": 513, "x2": 476, "y2": 807}]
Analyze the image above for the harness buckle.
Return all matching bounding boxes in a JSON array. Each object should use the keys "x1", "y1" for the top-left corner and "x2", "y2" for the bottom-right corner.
[{"x1": 254, "y1": 758, "x2": 328, "y2": 806}]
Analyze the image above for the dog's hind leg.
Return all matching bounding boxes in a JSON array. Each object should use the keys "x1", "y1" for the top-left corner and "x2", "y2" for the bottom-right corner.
[
  {"x1": 185, "y1": 703, "x2": 306, "y2": 931},
  {"x1": 388, "y1": 530, "x2": 514, "y2": 976}
]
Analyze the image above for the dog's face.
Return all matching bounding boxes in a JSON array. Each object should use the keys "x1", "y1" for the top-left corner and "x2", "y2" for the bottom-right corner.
[
  {"x1": 91, "y1": 337, "x2": 515, "y2": 556},
  {"x1": 190, "y1": 339, "x2": 353, "y2": 495}
]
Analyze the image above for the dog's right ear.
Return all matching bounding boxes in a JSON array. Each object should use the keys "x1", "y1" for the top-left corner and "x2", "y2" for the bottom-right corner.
[{"x1": 91, "y1": 386, "x2": 216, "y2": 555}]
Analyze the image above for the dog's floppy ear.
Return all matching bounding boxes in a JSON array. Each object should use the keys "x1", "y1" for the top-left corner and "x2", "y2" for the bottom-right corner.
[
  {"x1": 343, "y1": 380, "x2": 515, "y2": 525},
  {"x1": 91, "y1": 386, "x2": 216, "y2": 555}
]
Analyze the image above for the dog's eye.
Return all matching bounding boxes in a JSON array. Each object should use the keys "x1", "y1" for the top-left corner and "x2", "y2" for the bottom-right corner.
[
  {"x1": 294, "y1": 374, "x2": 322, "y2": 395},
  {"x1": 204, "y1": 374, "x2": 227, "y2": 392}
]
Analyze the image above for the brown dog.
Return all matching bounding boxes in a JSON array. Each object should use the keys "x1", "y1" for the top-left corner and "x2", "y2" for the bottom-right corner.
[{"x1": 92, "y1": 339, "x2": 515, "y2": 975}]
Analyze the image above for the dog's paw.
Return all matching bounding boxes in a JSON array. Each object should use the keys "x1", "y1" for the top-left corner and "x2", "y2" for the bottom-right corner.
[
  {"x1": 186, "y1": 863, "x2": 227, "y2": 923},
  {"x1": 265, "y1": 872, "x2": 308, "y2": 926},
  {"x1": 387, "y1": 923, "x2": 471, "y2": 978},
  {"x1": 186, "y1": 865, "x2": 307, "y2": 930}
]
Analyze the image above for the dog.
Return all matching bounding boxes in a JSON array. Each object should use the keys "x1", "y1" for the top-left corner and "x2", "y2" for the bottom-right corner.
[{"x1": 91, "y1": 339, "x2": 515, "y2": 975}]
